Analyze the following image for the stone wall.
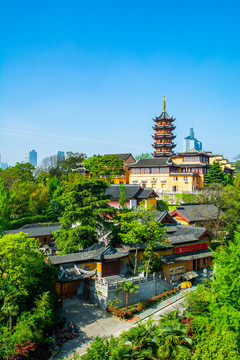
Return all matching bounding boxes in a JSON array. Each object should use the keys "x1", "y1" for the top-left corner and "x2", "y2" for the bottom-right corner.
[{"x1": 88, "y1": 274, "x2": 173, "y2": 309}]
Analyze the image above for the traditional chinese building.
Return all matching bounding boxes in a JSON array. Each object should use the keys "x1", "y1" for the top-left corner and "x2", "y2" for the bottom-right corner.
[
  {"x1": 152, "y1": 96, "x2": 176, "y2": 157},
  {"x1": 105, "y1": 184, "x2": 157, "y2": 209}
]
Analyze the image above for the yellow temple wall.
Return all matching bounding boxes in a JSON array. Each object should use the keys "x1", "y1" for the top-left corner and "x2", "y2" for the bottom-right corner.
[{"x1": 129, "y1": 173, "x2": 170, "y2": 192}]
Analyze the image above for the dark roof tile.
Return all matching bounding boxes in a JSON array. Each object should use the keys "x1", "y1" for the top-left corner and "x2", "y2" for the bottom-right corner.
[
  {"x1": 171, "y1": 203, "x2": 221, "y2": 222},
  {"x1": 129, "y1": 157, "x2": 172, "y2": 168},
  {"x1": 5, "y1": 223, "x2": 60, "y2": 237},
  {"x1": 161, "y1": 249, "x2": 212, "y2": 264}
]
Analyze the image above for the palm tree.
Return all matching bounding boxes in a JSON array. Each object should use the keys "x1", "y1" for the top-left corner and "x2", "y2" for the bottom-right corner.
[
  {"x1": 111, "y1": 319, "x2": 157, "y2": 359},
  {"x1": 0, "y1": 284, "x2": 21, "y2": 330},
  {"x1": 118, "y1": 280, "x2": 139, "y2": 309},
  {"x1": 154, "y1": 320, "x2": 193, "y2": 360},
  {"x1": 159, "y1": 310, "x2": 181, "y2": 322}
]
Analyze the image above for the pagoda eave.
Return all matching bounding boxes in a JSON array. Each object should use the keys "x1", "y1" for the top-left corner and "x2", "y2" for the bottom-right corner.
[
  {"x1": 153, "y1": 125, "x2": 176, "y2": 131},
  {"x1": 153, "y1": 152, "x2": 173, "y2": 157},
  {"x1": 152, "y1": 134, "x2": 176, "y2": 140},
  {"x1": 153, "y1": 117, "x2": 175, "y2": 123}
]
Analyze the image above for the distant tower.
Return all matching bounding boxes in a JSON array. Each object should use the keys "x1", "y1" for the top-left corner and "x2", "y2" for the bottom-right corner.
[
  {"x1": 152, "y1": 97, "x2": 176, "y2": 157},
  {"x1": 55, "y1": 151, "x2": 65, "y2": 162},
  {"x1": 183, "y1": 128, "x2": 202, "y2": 152},
  {"x1": 24, "y1": 149, "x2": 37, "y2": 167}
]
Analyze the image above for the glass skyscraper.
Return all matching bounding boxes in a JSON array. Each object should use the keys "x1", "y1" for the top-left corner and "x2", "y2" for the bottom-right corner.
[{"x1": 24, "y1": 149, "x2": 37, "y2": 167}]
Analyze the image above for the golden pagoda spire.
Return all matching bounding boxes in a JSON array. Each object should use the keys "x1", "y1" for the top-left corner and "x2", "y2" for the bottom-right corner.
[{"x1": 162, "y1": 96, "x2": 166, "y2": 112}]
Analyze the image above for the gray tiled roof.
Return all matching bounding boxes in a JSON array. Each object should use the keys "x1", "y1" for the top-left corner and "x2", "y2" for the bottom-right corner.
[
  {"x1": 161, "y1": 249, "x2": 212, "y2": 264},
  {"x1": 154, "y1": 112, "x2": 174, "y2": 121},
  {"x1": 5, "y1": 223, "x2": 60, "y2": 237},
  {"x1": 171, "y1": 150, "x2": 210, "y2": 158},
  {"x1": 177, "y1": 163, "x2": 210, "y2": 167},
  {"x1": 105, "y1": 185, "x2": 156, "y2": 199},
  {"x1": 172, "y1": 203, "x2": 221, "y2": 222},
  {"x1": 50, "y1": 244, "x2": 129, "y2": 266},
  {"x1": 106, "y1": 185, "x2": 141, "y2": 199},
  {"x1": 155, "y1": 211, "x2": 177, "y2": 223},
  {"x1": 166, "y1": 224, "x2": 212, "y2": 244},
  {"x1": 129, "y1": 157, "x2": 172, "y2": 168},
  {"x1": 122, "y1": 224, "x2": 211, "y2": 250}
]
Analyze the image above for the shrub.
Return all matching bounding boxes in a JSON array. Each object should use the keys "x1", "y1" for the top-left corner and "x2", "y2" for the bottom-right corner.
[{"x1": 107, "y1": 288, "x2": 178, "y2": 319}]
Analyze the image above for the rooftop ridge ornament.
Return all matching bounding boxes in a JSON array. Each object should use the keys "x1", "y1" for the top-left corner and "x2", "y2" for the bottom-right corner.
[{"x1": 163, "y1": 96, "x2": 166, "y2": 113}]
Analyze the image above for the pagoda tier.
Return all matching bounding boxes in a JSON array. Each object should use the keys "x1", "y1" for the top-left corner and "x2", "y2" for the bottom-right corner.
[
  {"x1": 152, "y1": 150, "x2": 174, "y2": 157},
  {"x1": 152, "y1": 143, "x2": 176, "y2": 149},
  {"x1": 153, "y1": 115, "x2": 175, "y2": 122},
  {"x1": 152, "y1": 134, "x2": 176, "y2": 140},
  {"x1": 153, "y1": 124, "x2": 176, "y2": 131},
  {"x1": 152, "y1": 97, "x2": 176, "y2": 158}
]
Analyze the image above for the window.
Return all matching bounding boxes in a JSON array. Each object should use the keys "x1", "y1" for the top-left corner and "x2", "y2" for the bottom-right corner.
[
  {"x1": 150, "y1": 168, "x2": 159, "y2": 174},
  {"x1": 202, "y1": 257, "x2": 208, "y2": 267},
  {"x1": 140, "y1": 168, "x2": 149, "y2": 174},
  {"x1": 183, "y1": 156, "x2": 198, "y2": 162},
  {"x1": 184, "y1": 176, "x2": 188, "y2": 183},
  {"x1": 172, "y1": 186, "x2": 178, "y2": 192},
  {"x1": 131, "y1": 168, "x2": 140, "y2": 174},
  {"x1": 159, "y1": 167, "x2": 169, "y2": 174},
  {"x1": 174, "y1": 177, "x2": 178, "y2": 181},
  {"x1": 142, "y1": 181, "x2": 147, "y2": 188}
]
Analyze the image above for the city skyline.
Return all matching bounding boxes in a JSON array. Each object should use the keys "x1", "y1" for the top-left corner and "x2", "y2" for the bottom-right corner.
[{"x1": 1, "y1": 0, "x2": 240, "y2": 166}]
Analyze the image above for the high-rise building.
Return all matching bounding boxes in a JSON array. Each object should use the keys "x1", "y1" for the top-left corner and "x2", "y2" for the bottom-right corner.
[
  {"x1": 152, "y1": 97, "x2": 176, "y2": 157},
  {"x1": 24, "y1": 149, "x2": 37, "y2": 167},
  {"x1": 51, "y1": 151, "x2": 65, "y2": 167},
  {"x1": 0, "y1": 153, "x2": 8, "y2": 169},
  {"x1": 56, "y1": 150, "x2": 65, "y2": 162},
  {"x1": 183, "y1": 128, "x2": 202, "y2": 152}
]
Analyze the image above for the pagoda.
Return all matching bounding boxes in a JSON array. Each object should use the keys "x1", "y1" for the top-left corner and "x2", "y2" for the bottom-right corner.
[{"x1": 152, "y1": 96, "x2": 176, "y2": 157}]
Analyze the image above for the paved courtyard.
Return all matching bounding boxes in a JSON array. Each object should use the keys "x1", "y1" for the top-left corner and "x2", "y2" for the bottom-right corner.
[
  {"x1": 53, "y1": 286, "x2": 196, "y2": 359},
  {"x1": 54, "y1": 296, "x2": 126, "y2": 359}
]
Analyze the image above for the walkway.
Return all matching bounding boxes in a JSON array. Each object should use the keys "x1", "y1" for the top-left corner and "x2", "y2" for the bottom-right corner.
[
  {"x1": 53, "y1": 286, "x2": 196, "y2": 359},
  {"x1": 136, "y1": 285, "x2": 197, "y2": 321}
]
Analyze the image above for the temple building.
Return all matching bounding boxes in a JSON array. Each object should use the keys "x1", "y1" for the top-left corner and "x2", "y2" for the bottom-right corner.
[{"x1": 152, "y1": 96, "x2": 176, "y2": 157}]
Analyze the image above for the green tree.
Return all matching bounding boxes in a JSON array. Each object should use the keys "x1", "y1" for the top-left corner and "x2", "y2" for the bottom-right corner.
[
  {"x1": 83, "y1": 155, "x2": 125, "y2": 180},
  {"x1": 119, "y1": 207, "x2": 168, "y2": 276},
  {"x1": 0, "y1": 162, "x2": 35, "y2": 190},
  {"x1": 184, "y1": 227, "x2": 240, "y2": 359},
  {"x1": 119, "y1": 184, "x2": 127, "y2": 209},
  {"x1": 81, "y1": 336, "x2": 119, "y2": 360},
  {"x1": 155, "y1": 319, "x2": 192, "y2": 360},
  {"x1": 0, "y1": 284, "x2": 21, "y2": 330},
  {"x1": 29, "y1": 183, "x2": 49, "y2": 215},
  {"x1": 60, "y1": 151, "x2": 87, "y2": 174},
  {"x1": 0, "y1": 178, "x2": 12, "y2": 230},
  {"x1": 204, "y1": 161, "x2": 226, "y2": 186},
  {"x1": 114, "y1": 319, "x2": 157, "y2": 359},
  {"x1": 233, "y1": 155, "x2": 240, "y2": 175},
  {"x1": 0, "y1": 233, "x2": 57, "y2": 302},
  {"x1": 118, "y1": 280, "x2": 139, "y2": 309},
  {"x1": 10, "y1": 180, "x2": 36, "y2": 219},
  {"x1": 53, "y1": 177, "x2": 114, "y2": 253},
  {"x1": 134, "y1": 152, "x2": 152, "y2": 161}
]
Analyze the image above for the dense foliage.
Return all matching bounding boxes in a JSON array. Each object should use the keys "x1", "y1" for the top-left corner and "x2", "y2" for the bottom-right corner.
[
  {"x1": 82, "y1": 155, "x2": 125, "y2": 180},
  {"x1": 118, "y1": 207, "x2": 168, "y2": 276},
  {"x1": 0, "y1": 233, "x2": 58, "y2": 359},
  {"x1": 53, "y1": 176, "x2": 115, "y2": 253}
]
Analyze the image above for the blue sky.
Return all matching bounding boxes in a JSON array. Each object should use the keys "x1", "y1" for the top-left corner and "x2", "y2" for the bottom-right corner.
[{"x1": 1, "y1": 0, "x2": 240, "y2": 166}]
